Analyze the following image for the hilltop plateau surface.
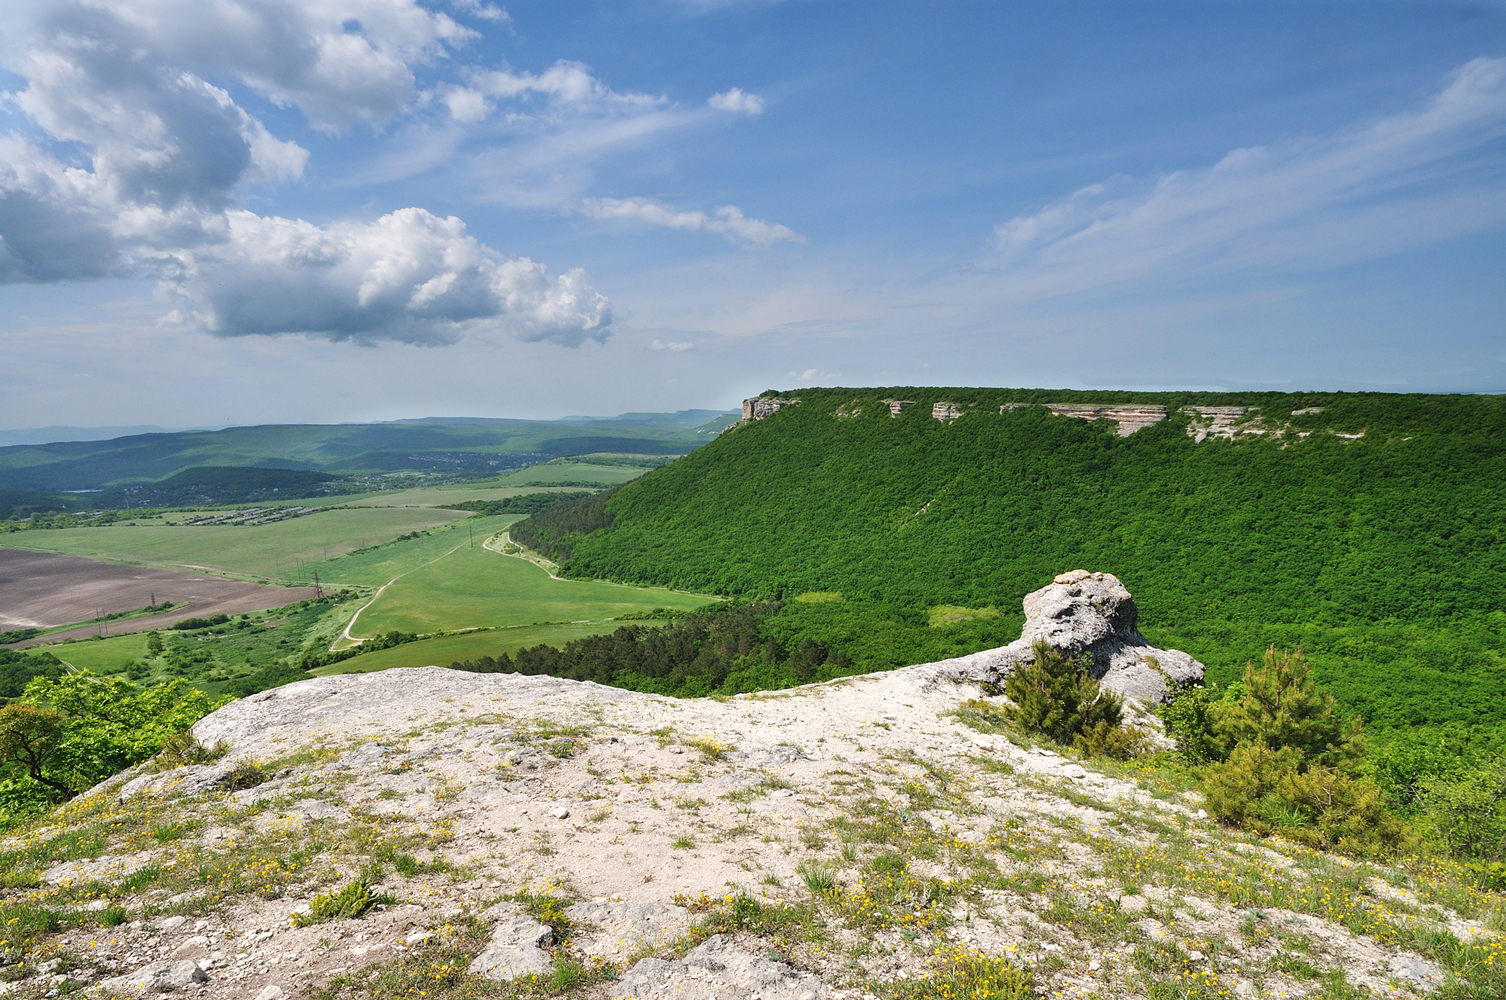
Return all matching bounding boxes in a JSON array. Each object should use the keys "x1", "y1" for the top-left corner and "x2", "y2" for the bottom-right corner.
[{"x1": 6, "y1": 663, "x2": 1499, "y2": 1000}]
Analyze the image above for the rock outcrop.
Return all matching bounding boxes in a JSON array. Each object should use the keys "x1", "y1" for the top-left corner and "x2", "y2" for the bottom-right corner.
[
  {"x1": 927, "y1": 570, "x2": 1203, "y2": 701},
  {"x1": 742, "y1": 397, "x2": 800, "y2": 420},
  {"x1": 612, "y1": 934, "x2": 826, "y2": 1000}
]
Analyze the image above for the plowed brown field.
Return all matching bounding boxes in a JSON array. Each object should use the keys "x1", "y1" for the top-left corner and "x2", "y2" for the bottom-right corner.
[{"x1": 0, "y1": 549, "x2": 317, "y2": 644}]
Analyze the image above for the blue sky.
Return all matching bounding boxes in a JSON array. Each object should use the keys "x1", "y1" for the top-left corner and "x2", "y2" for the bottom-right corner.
[{"x1": 1, "y1": 1, "x2": 1503, "y2": 428}]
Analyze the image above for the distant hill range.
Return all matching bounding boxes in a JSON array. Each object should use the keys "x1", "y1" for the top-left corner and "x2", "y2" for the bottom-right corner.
[{"x1": 0, "y1": 411, "x2": 736, "y2": 513}]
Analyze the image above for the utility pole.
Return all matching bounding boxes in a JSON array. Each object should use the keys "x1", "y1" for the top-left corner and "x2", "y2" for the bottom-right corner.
[{"x1": 313, "y1": 571, "x2": 323, "y2": 600}]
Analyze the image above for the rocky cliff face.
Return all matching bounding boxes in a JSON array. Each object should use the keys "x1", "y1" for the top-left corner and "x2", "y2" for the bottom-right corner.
[{"x1": 926, "y1": 570, "x2": 1204, "y2": 701}]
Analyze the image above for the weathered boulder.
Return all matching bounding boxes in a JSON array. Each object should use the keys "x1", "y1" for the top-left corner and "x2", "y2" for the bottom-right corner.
[
  {"x1": 929, "y1": 570, "x2": 1203, "y2": 701},
  {"x1": 565, "y1": 899, "x2": 689, "y2": 963},
  {"x1": 95, "y1": 959, "x2": 209, "y2": 993},
  {"x1": 612, "y1": 934, "x2": 825, "y2": 999},
  {"x1": 468, "y1": 912, "x2": 554, "y2": 981}
]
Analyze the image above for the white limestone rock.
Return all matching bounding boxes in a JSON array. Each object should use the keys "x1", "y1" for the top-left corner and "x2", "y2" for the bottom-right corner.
[
  {"x1": 468, "y1": 914, "x2": 554, "y2": 981},
  {"x1": 94, "y1": 959, "x2": 209, "y2": 993},
  {"x1": 925, "y1": 570, "x2": 1204, "y2": 701},
  {"x1": 565, "y1": 900, "x2": 689, "y2": 963},
  {"x1": 612, "y1": 934, "x2": 826, "y2": 1000}
]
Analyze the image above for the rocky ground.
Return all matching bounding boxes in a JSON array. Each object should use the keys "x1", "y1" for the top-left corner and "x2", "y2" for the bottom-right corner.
[{"x1": 0, "y1": 665, "x2": 1501, "y2": 999}]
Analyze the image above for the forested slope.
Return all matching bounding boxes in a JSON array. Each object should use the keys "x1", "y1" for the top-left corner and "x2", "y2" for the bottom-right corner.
[{"x1": 514, "y1": 388, "x2": 1506, "y2": 734}]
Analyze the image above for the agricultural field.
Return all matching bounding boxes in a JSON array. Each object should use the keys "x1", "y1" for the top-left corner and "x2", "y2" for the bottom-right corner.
[
  {"x1": 348, "y1": 526, "x2": 713, "y2": 637},
  {"x1": 0, "y1": 549, "x2": 319, "y2": 640},
  {"x1": 310, "y1": 621, "x2": 665, "y2": 675},
  {"x1": 0, "y1": 506, "x2": 466, "y2": 580}
]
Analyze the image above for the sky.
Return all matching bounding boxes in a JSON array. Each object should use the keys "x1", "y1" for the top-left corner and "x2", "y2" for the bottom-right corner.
[{"x1": 1, "y1": 0, "x2": 1504, "y2": 429}]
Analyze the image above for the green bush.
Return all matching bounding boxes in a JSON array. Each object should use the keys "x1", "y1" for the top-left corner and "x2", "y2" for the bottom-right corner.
[
  {"x1": 293, "y1": 881, "x2": 377, "y2": 927},
  {"x1": 1415, "y1": 763, "x2": 1506, "y2": 864},
  {"x1": 0, "y1": 672, "x2": 229, "y2": 807},
  {"x1": 1159, "y1": 684, "x2": 1231, "y2": 766},
  {"x1": 1004, "y1": 641, "x2": 1128, "y2": 750},
  {"x1": 1200, "y1": 648, "x2": 1405, "y2": 855}
]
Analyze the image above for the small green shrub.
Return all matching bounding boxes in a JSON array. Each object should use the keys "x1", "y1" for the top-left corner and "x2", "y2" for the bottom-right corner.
[
  {"x1": 1416, "y1": 762, "x2": 1506, "y2": 864},
  {"x1": 797, "y1": 860, "x2": 837, "y2": 895},
  {"x1": 1200, "y1": 648, "x2": 1406, "y2": 855},
  {"x1": 220, "y1": 761, "x2": 267, "y2": 791},
  {"x1": 1073, "y1": 718, "x2": 1154, "y2": 761},
  {"x1": 292, "y1": 881, "x2": 377, "y2": 927},
  {"x1": 892, "y1": 945, "x2": 1034, "y2": 1000},
  {"x1": 1159, "y1": 683, "x2": 1231, "y2": 765},
  {"x1": 149, "y1": 732, "x2": 229, "y2": 771},
  {"x1": 1004, "y1": 640, "x2": 1125, "y2": 747},
  {"x1": 100, "y1": 905, "x2": 129, "y2": 927}
]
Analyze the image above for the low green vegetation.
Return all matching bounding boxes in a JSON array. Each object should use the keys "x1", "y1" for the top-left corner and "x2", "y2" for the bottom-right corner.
[
  {"x1": 310, "y1": 622, "x2": 668, "y2": 675},
  {"x1": 0, "y1": 505, "x2": 467, "y2": 580},
  {"x1": 444, "y1": 603, "x2": 867, "y2": 696},
  {"x1": 350, "y1": 529, "x2": 712, "y2": 637}
]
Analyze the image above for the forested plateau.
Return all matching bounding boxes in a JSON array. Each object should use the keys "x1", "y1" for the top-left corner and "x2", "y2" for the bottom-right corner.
[{"x1": 511, "y1": 388, "x2": 1506, "y2": 775}]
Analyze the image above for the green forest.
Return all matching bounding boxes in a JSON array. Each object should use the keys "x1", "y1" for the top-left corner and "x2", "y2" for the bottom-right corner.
[{"x1": 511, "y1": 387, "x2": 1506, "y2": 785}]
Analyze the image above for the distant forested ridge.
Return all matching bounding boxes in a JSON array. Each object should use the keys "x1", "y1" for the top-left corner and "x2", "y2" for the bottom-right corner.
[{"x1": 513, "y1": 388, "x2": 1506, "y2": 735}]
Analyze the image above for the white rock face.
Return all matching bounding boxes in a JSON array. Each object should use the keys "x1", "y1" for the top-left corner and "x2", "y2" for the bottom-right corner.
[
  {"x1": 924, "y1": 570, "x2": 1204, "y2": 701},
  {"x1": 612, "y1": 934, "x2": 826, "y2": 1000},
  {"x1": 468, "y1": 913, "x2": 554, "y2": 981},
  {"x1": 96, "y1": 959, "x2": 209, "y2": 993},
  {"x1": 566, "y1": 900, "x2": 690, "y2": 963}
]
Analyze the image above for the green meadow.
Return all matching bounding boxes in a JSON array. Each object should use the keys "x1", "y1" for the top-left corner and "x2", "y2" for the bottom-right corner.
[
  {"x1": 349, "y1": 530, "x2": 714, "y2": 637},
  {"x1": 311, "y1": 621, "x2": 664, "y2": 675},
  {"x1": 0, "y1": 506, "x2": 465, "y2": 580},
  {"x1": 37, "y1": 633, "x2": 150, "y2": 673},
  {"x1": 330, "y1": 484, "x2": 590, "y2": 509}
]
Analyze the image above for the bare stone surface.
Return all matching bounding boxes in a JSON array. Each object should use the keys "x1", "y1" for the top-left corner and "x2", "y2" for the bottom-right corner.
[
  {"x1": 1002, "y1": 402, "x2": 1168, "y2": 436},
  {"x1": 468, "y1": 914, "x2": 554, "y2": 981},
  {"x1": 921, "y1": 569, "x2": 1204, "y2": 701},
  {"x1": 742, "y1": 397, "x2": 800, "y2": 420},
  {"x1": 118, "y1": 762, "x2": 245, "y2": 801},
  {"x1": 612, "y1": 934, "x2": 826, "y2": 1000},
  {"x1": 566, "y1": 900, "x2": 690, "y2": 963},
  {"x1": 96, "y1": 959, "x2": 209, "y2": 993}
]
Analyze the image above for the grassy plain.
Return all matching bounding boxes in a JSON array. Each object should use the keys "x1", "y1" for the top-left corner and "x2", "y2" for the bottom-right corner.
[
  {"x1": 0, "y1": 507, "x2": 466, "y2": 580},
  {"x1": 311, "y1": 621, "x2": 663, "y2": 674},
  {"x1": 485, "y1": 459, "x2": 650, "y2": 486},
  {"x1": 327, "y1": 484, "x2": 591, "y2": 509},
  {"x1": 350, "y1": 531, "x2": 713, "y2": 637},
  {"x1": 37, "y1": 632, "x2": 149, "y2": 673}
]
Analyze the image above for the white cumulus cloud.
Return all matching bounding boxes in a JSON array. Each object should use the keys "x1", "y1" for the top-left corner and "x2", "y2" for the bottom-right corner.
[
  {"x1": 583, "y1": 197, "x2": 802, "y2": 247},
  {"x1": 159, "y1": 208, "x2": 611, "y2": 346},
  {"x1": 708, "y1": 87, "x2": 764, "y2": 115},
  {"x1": 985, "y1": 57, "x2": 1506, "y2": 298},
  {"x1": 0, "y1": 0, "x2": 612, "y2": 346}
]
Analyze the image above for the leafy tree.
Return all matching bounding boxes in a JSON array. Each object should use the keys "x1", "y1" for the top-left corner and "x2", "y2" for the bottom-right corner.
[
  {"x1": 145, "y1": 631, "x2": 164, "y2": 656},
  {"x1": 0, "y1": 673, "x2": 229, "y2": 801},
  {"x1": 0, "y1": 705, "x2": 71, "y2": 796}
]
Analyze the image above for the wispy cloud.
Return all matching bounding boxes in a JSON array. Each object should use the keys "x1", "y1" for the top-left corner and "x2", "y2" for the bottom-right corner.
[
  {"x1": 650, "y1": 338, "x2": 694, "y2": 351},
  {"x1": 708, "y1": 87, "x2": 765, "y2": 115},
  {"x1": 984, "y1": 57, "x2": 1506, "y2": 299},
  {"x1": 583, "y1": 197, "x2": 803, "y2": 246}
]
